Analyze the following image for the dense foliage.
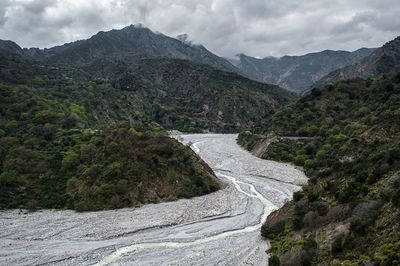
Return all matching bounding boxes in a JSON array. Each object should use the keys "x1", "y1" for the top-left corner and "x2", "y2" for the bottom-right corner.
[
  {"x1": 0, "y1": 30, "x2": 295, "y2": 211},
  {"x1": 0, "y1": 81, "x2": 218, "y2": 210},
  {"x1": 0, "y1": 53, "x2": 222, "y2": 211},
  {"x1": 239, "y1": 70, "x2": 400, "y2": 265},
  {"x1": 1, "y1": 44, "x2": 295, "y2": 133}
]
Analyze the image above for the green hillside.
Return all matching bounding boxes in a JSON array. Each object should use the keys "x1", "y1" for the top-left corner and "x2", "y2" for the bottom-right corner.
[
  {"x1": 0, "y1": 34, "x2": 293, "y2": 211},
  {"x1": 0, "y1": 82, "x2": 218, "y2": 211},
  {"x1": 239, "y1": 70, "x2": 400, "y2": 265}
]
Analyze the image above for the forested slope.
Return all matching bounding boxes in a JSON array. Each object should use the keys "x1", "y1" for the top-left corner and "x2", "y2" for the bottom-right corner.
[{"x1": 239, "y1": 70, "x2": 400, "y2": 265}]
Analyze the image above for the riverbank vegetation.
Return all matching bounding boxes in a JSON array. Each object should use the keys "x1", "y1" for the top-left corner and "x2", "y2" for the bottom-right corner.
[
  {"x1": 0, "y1": 54, "x2": 220, "y2": 211},
  {"x1": 239, "y1": 69, "x2": 400, "y2": 265}
]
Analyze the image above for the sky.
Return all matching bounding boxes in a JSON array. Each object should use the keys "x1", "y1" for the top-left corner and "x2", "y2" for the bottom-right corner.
[{"x1": 0, "y1": 0, "x2": 399, "y2": 58}]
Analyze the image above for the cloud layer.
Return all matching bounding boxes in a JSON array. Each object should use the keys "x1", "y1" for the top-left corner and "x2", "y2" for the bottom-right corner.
[{"x1": 0, "y1": 0, "x2": 399, "y2": 58}]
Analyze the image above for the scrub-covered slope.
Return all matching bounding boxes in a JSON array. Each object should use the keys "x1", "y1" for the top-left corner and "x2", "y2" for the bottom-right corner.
[
  {"x1": 0, "y1": 83, "x2": 219, "y2": 211},
  {"x1": 0, "y1": 48, "x2": 221, "y2": 211},
  {"x1": 239, "y1": 70, "x2": 400, "y2": 265}
]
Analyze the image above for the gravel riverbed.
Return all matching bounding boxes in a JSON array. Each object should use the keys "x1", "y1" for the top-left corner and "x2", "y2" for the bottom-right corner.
[{"x1": 0, "y1": 134, "x2": 307, "y2": 265}]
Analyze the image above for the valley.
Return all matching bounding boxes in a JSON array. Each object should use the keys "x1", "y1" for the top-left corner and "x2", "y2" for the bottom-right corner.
[
  {"x1": 0, "y1": 12, "x2": 399, "y2": 265},
  {"x1": 0, "y1": 134, "x2": 306, "y2": 265}
]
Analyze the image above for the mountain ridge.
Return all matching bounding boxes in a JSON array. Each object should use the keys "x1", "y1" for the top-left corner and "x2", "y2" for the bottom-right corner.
[
  {"x1": 9, "y1": 24, "x2": 240, "y2": 75},
  {"x1": 319, "y1": 36, "x2": 400, "y2": 85},
  {"x1": 231, "y1": 48, "x2": 375, "y2": 93}
]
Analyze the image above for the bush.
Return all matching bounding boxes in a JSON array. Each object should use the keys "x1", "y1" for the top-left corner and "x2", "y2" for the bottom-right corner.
[
  {"x1": 269, "y1": 255, "x2": 280, "y2": 266},
  {"x1": 26, "y1": 199, "x2": 38, "y2": 212},
  {"x1": 331, "y1": 235, "x2": 343, "y2": 254},
  {"x1": 261, "y1": 219, "x2": 285, "y2": 239},
  {"x1": 350, "y1": 214, "x2": 376, "y2": 236},
  {"x1": 293, "y1": 191, "x2": 303, "y2": 201},
  {"x1": 294, "y1": 155, "x2": 309, "y2": 166},
  {"x1": 373, "y1": 242, "x2": 400, "y2": 266},
  {"x1": 391, "y1": 187, "x2": 400, "y2": 207}
]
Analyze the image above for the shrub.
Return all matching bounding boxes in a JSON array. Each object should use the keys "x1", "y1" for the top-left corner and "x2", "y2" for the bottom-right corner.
[
  {"x1": 261, "y1": 219, "x2": 285, "y2": 239},
  {"x1": 350, "y1": 214, "x2": 376, "y2": 236},
  {"x1": 26, "y1": 199, "x2": 38, "y2": 212},
  {"x1": 294, "y1": 155, "x2": 309, "y2": 166},
  {"x1": 268, "y1": 255, "x2": 280, "y2": 266},
  {"x1": 391, "y1": 187, "x2": 400, "y2": 207},
  {"x1": 354, "y1": 107, "x2": 370, "y2": 117},
  {"x1": 373, "y1": 242, "x2": 400, "y2": 266},
  {"x1": 331, "y1": 235, "x2": 344, "y2": 254},
  {"x1": 293, "y1": 191, "x2": 303, "y2": 201}
]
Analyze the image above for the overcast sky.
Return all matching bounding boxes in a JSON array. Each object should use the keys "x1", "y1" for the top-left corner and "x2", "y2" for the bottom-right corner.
[{"x1": 0, "y1": 0, "x2": 399, "y2": 58}]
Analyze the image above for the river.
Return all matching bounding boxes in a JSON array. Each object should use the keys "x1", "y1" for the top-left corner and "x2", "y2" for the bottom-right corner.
[{"x1": 0, "y1": 134, "x2": 307, "y2": 265}]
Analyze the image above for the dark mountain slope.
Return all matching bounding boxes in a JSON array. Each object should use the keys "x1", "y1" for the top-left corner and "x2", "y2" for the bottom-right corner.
[
  {"x1": 0, "y1": 38, "x2": 294, "y2": 211},
  {"x1": 232, "y1": 48, "x2": 374, "y2": 93},
  {"x1": 0, "y1": 40, "x2": 24, "y2": 55},
  {"x1": 24, "y1": 25, "x2": 239, "y2": 74},
  {"x1": 0, "y1": 52, "x2": 220, "y2": 211},
  {"x1": 0, "y1": 43, "x2": 295, "y2": 132},
  {"x1": 113, "y1": 58, "x2": 295, "y2": 132},
  {"x1": 320, "y1": 36, "x2": 400, "y2": 85},
  {"x1": 238, "y1": 70, "x2": 400, "y2": 265}
]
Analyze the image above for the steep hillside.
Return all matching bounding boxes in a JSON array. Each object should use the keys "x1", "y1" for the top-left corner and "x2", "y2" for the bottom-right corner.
[
  {"x1": 0, "y1": 35, "x2": 294, "y2": 211},
  {"x1": 320, "y1": 36, "x2": 400, "y2": 85},
  {"x1": 0, "y1": 40, "x2": 25, "y2": 55},
  {"x1": 231, "y1": 48, "x2": 374, "y2": 93},
  {"x1": 23, "y1": 24, "x2": 239, "y2": 74},
  {"x1": 113, "y1": 58, "x2": 295, "y2": 132},
  {"x1": 0, "y1": 44, "x2": 295, "y2": 132},
  {"x1": 0, "y1": 65, "x2": 219, "y2": 211},
  {"x1": 239, "y1": 70, "x2": 400, "y2": 265}
]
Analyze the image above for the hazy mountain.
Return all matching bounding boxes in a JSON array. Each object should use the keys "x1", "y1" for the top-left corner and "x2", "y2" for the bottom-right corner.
[
  {"x1": 22, "y1": 24, "x2": 239, "y2": 74},
  {"x1": 319, "y1": 36, "x2": 400, "y2": 84},
  {"x1": 0, "y1": 40, "x2": 24, "y2": 55},
  {"x1": 231, "y1": 48, "x2": 375, "y2": 93},
  {"x1": 0, "y1": 31, "x2": 296, "y2": 210},
  {"x1": 0, "y1": 34, "x2": 295, "y2": 133}
]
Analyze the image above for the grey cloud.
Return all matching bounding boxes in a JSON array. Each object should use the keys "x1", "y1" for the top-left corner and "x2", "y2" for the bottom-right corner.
[
  {"x1": 0, "y1": 0, "x2": 11, "y2": 27},
  {"x1": 0, "y1": 0, "x2": 399, "y2": 57},
  {"x1": 22, "y1": 0, "x2": 57, "y2": 14}
]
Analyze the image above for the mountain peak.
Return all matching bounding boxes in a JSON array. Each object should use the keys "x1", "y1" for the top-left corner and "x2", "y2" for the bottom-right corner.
[
  {"x1": 0, "y1": 39, "x2": 23, "y2": 55},
  {"x1": 234, "y1": 48, "x2": 375, "y2": 92},
  {"x1": 318, "y1": 35, "x2": 400, "y2": 84},
  {"x1": 121, "y1": 23, "x2": 152, "y2": 32},
  {"x1": 22, "y1": 24, "x2": 238, "y2": 74}
]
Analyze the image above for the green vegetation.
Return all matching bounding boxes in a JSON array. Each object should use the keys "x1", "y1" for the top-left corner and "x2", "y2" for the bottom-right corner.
[
  {"x1": 239, "y1": 70, "x2": 400, "y2": 264},
  {"x1": 0, "y1": 54, "x2": 221, "y2": 211},
  {"x1": 0, "y1": 40, "x2": 295, "y2": 211},
  {"x1": 0, "y1": 82, "x2": 217, "y2": 210}
]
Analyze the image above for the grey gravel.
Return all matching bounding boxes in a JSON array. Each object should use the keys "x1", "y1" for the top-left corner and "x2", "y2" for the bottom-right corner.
[{"x1": 0, "y1": 134, "x2": 307, "y2": 266}]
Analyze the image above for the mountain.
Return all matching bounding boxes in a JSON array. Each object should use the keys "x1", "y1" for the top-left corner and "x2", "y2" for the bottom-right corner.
[
  {"x1": 231, "y1": 48, "x2": 375, "y2": 93},
  {"x1": 320, "y1": 36, "x2": 400, "y2": 84},
  {"x1": 0, "y1": 40, "x2": 24, "y2": 55},
  {"x1": 0, "y1": 47, "x2": 222, "y2": 211},
  {"x1": 238, "y1": 70, "x2": 400, "y2": 265},
  {"x1": 0, "y1": 42, "x2": 295, "y2": 132},
  {"x1": 23, "y1": 24, "x2": 239, "y2": 75},
  {"x1": 0, "y1": 30, "x2": 295, "y2": 210},
  {"x1": 112, "y1": 58, "x2": 295, "y2": 132}
]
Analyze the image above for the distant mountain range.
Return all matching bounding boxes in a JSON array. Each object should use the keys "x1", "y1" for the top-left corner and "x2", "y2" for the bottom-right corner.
[
  {"x1": 2, "y1": 24, "x2": 239, "y2": 75},
  {"x1": 1, "y1": 24, "x2": 398, "y2": 94},
  {"x1": 0, "y1": 25, "x2": 294, "y2": 133},
  {"x1": 229, "y1": 48, "x2": 375, "y2": 93},
  {"x1": 318, "y1": 36, "x2": 400, "y2": 85},
  {"x1": 0, "y1": 24, "x2": 295, "y2": 211}
]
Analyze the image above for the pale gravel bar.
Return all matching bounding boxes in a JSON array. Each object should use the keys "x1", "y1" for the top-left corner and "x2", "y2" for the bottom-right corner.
[{"x1": 0, "y1": 134, "x2": 307, "y2": 266}]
